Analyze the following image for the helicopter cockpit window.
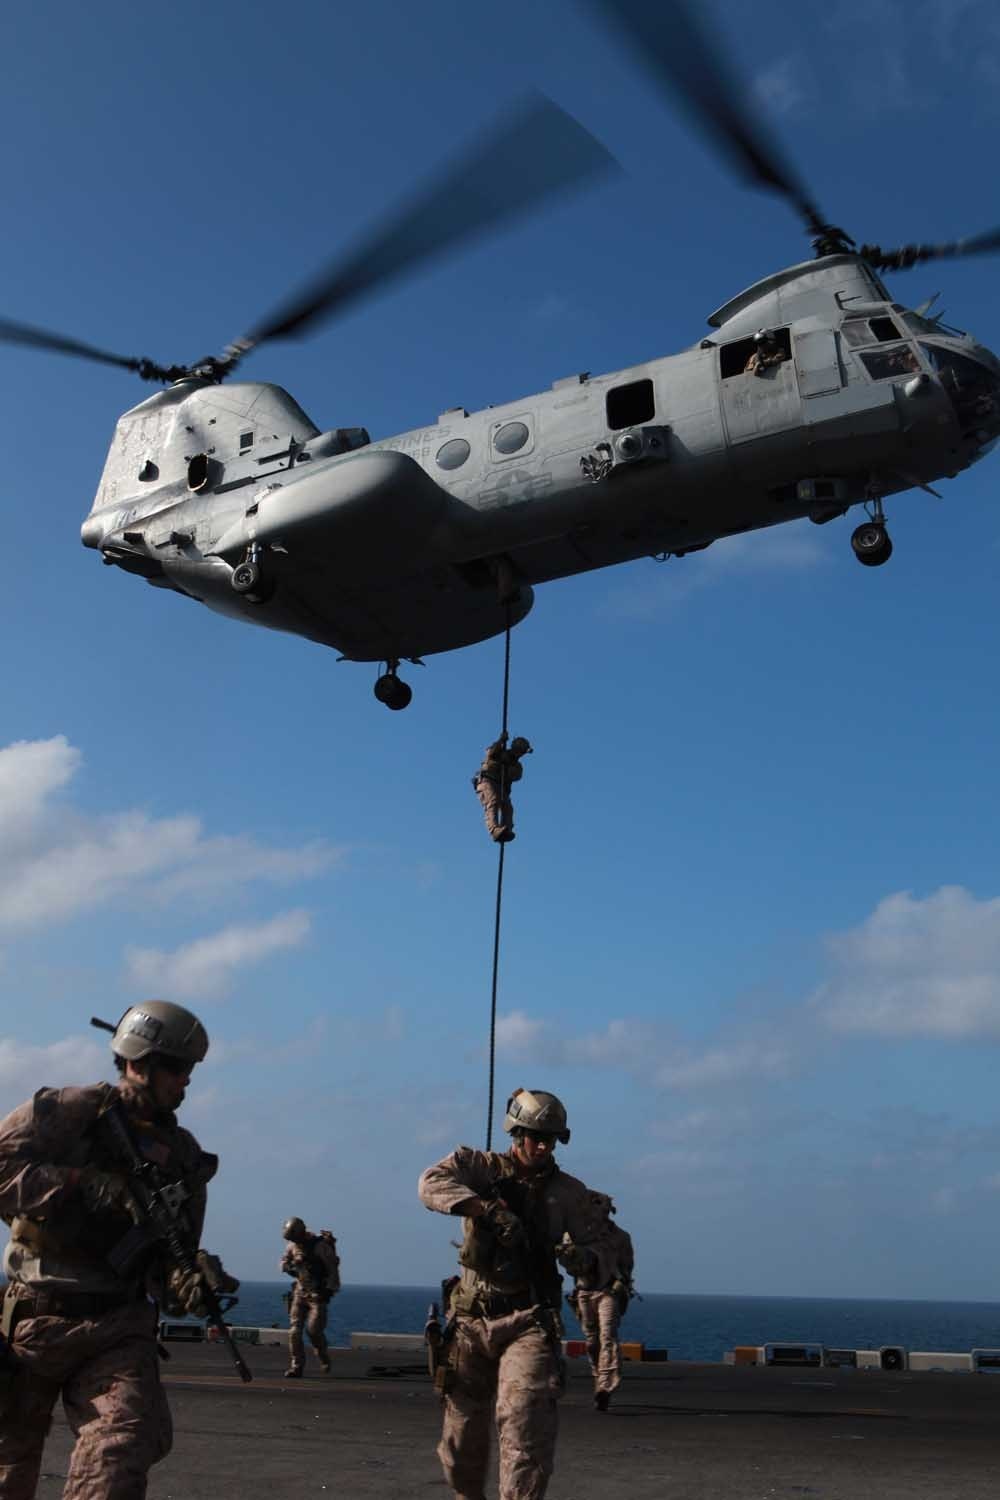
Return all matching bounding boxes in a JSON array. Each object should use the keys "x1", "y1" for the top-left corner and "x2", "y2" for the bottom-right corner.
[
  {"x1": 841, "y1": 316, "x2": 903, "y2": 348},
  {"x1": 859, "y1": 345, "x2": 920, "y2": 381},
  {"x1": 239, "y1": 431, "x2": 254, "y2": 453},
  {"x1": 606, "y1": 378, "x2": 655, "y2": 429},
  {"x1": 436, "y1": 438, "x2": 471, "y2": 471},
  {"x1": 920, "y1": 343, "x2": 1000, "y2": 431}
]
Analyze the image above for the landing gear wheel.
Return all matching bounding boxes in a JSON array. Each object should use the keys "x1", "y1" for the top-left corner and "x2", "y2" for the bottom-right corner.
[
  {"x1": 374, "y1": 673, "x2": 412, "y2": 711},
  {"x1": 231, "y1": 560, "x2": 275, "y2": 602},
  {"x1": 851, "y1": 522, "x2": 893, "y2": 567}
]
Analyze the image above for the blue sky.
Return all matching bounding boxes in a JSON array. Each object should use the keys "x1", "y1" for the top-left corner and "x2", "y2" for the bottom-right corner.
[{"x1": 4, "y1": 0, "x2": 1000, "y2": 1300}]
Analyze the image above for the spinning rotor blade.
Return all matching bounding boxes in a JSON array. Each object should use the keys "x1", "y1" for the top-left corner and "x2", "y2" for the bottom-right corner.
[
  {"x1": 227, "y1": 93, "x2": 619, "y2": 362},
  {"x1": 860, "y1": 228, "x2": 1000, "y2": 272},
  {"x1": 0, "y1": 316, "x2": 172, "y2": 380},
  {"x1": 590, "y1": 0, "x2": 837, "y2": 246}
]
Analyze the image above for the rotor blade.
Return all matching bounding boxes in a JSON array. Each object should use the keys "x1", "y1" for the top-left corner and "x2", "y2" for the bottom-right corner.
[
  {"x1": 589, "y1": 0, "x2": 829, "y2": 237},
  {"x1": 0, "y1": 315, "x2": 150, "y2": 374},
  {"x1": 861, "y1": 228, "x2": 1000, "y2": 272},
  {"x1": 232, "y1": 93, "x2": 619, "y2": 355}
]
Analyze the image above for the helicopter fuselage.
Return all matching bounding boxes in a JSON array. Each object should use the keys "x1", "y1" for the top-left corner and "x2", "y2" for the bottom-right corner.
[{"x1": 81, "y1": 254, "x2": 1000, "y2": 666}]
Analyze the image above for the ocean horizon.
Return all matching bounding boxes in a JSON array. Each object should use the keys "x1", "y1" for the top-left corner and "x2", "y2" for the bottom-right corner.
[{"x1": 231, "y1": 1283, "x2": 1000, "y2": 1362}]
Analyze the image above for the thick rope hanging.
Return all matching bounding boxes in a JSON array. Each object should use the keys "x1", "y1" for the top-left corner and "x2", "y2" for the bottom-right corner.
[{"x1": 485, "y1": 608, "x2": 513, "y2": 1151}]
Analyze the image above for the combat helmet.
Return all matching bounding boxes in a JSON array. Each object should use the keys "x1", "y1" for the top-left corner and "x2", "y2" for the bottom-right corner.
[
  {"x1": 510, "y1": 736, "x2": 532, "y2": 755},
  {"x1": 107, "y1": 1001, "x2": 209, "y2": 1066},
  {"x1": 503, "y1": 1087, "x2": 570, "y2": 1144},
  {"x1": 283, "y1": 1217, "x2": 307, "y2": 1242}
]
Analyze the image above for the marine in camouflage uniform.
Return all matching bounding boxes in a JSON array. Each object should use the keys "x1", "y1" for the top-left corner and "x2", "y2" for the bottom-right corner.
[
  {"x1": 472, "y1": 734, "x2": 532, "y2": 843},
  {"x1": 418, "y1": 1087, "x2": 613, "y2": 1500},
  {"x1": 0, "y1": 1000, "x2": 236, "y2": 1500},
  {"x1": 562, "y1": 1193, "x2": 635, "y2": 1411},
  {"x1": 744, "y1": 328, "x2": 787, "y2": 376},
  {"x1": 280, "y1": 1217, "x2": 341, "y2": 1377}
]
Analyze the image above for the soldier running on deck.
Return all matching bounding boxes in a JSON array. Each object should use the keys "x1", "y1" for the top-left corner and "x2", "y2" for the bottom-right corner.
[
  {"x1": 562, "y1": 1193, "x2": 635, "y2": 1411},
  {"x1": 280, "y1": 1217, "x2": 341, "y2": 1377},
  {"x1": 418, "y1": 1087, "x2": 615, "y2": 1500}
]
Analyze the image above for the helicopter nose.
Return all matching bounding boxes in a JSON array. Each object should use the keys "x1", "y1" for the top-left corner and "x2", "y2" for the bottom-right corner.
[{"x1": 81, "y1": 515, "x2": 105, "y2": 549}]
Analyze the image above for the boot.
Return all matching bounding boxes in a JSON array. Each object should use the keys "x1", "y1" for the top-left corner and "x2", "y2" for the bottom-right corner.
[
  {"x1": 594, "y1": 1390, "x2": 610, "y2": 1412},
  {"x1": 318, "y1": 1355, "x2": 331, "y2": 1374},
  {"x1": 284, "y1": 1366, "x2": 303, "y2": 1379}
]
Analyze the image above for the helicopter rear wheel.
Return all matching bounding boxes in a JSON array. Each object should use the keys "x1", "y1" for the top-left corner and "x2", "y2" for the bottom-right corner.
[
  {"x1": 851, "y1": 522, "x2": 893, "y2": 567},
  {"x1": 374, "y1": 672, "x2": 412, "y2": 711},
  {"x1": 231, "y1": 560, "x2": 275, "y2": 603}
]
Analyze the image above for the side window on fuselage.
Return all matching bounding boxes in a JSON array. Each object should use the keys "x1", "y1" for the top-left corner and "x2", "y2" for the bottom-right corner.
[{"x1": 719, "y1": 328, "x2": 791, "y2": 379}]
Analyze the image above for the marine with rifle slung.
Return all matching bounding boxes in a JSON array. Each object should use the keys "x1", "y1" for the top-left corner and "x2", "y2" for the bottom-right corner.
[
  {"x1": 418, "y1": 1087, "x2": 615, "y2": 1500},
  {"x1": 0, "y1": 1000, "x2": 240, "y2": 1500},
  {"x1": 280, "y1": 1216, "x2": 341, "y2": 1377},
  {"x1": 561, "y1": 1192, "x2": 635, "y2": 1411}
]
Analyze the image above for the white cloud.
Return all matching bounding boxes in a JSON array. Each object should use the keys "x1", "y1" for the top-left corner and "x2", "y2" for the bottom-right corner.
[
  {"x1": 495, "y1": 1009, "x2": 553, "y2": 1057},
  {"x1": 814, "y1": 886, "x2": 1000, "y2": 1037},
  {"x1": 0, "y1": 737, "x2": 78, "y2": 848},
  {"x1": 752, "y1": 55, "x2": 808, "y2": 116},
  {"x1": 124, "y1": 910, "x2": 311, "y2": 1001},
  {"x1": 495, "y1": 1010, "x2": 799, "y2": 1091},
  {"x1": 0, "y1": 737, "x2": 339, "y2": 933},
  {"x1": 653, "y1": 1036, "x2": 793, "y2": 1090},
  {"x1": 605, "y1": 522, "x2": 825, "y2": 619},
  {"x1": 0, "y1": 1035, "x2": 108, "y2": 1117}
]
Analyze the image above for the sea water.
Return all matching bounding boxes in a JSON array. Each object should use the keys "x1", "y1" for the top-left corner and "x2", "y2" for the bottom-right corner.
[{"x1": 231, "y1": 1283, "x2": 1000, "y2": 1361}]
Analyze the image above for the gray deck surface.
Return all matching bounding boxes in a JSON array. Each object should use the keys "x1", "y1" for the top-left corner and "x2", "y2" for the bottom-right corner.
[{"x1": 34, "y1": 1342, "x2": 1000, "y2": 1498}]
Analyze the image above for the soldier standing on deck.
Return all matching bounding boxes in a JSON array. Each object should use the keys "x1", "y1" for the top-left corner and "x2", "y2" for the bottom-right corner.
[
  {"x1": 562, "y1": 1193, "x2": 635, "y2": 1411},
  {"x1": 0, "y1": 1000, "x2": 237, "y2": 1500},
  {"x1": 280, "y1": 1217, "x2": 341, "y2": 1378},
  {"x1": 418, "y1": 1087, "x2": 613, "y2": 1500},
  {"x1": 472, "y1": 733, "x2": 532, "y2": 843}
]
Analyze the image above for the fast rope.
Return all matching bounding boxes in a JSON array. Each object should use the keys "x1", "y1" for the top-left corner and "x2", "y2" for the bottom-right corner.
[{"x1": 485, "y1": 606, "x2": 512, "y2": 1151}]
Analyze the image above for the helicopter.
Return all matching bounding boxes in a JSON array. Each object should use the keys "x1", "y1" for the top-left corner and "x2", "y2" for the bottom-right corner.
[{"x1": 5, "y1": 0, "x2": 1000, "y2": 711}]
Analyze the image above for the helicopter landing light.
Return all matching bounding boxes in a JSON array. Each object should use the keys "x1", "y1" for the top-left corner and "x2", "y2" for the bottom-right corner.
[{"x1": 902, "y1": 373, "x2": 933, "y2": 399}]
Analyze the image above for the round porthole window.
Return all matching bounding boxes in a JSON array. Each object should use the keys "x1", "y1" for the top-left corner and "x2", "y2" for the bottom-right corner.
[
  {"x1": 436, "y1": 438, "x2": 471, "y2": 471},
  {"x1": 494, "y1": 421, "x2": 529, "y2": 455}
]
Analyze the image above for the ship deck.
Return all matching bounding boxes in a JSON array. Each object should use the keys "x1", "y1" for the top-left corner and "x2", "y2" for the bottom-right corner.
[{"x1": 35, "y1": 1342, "x2": 1000, "y2": 1498}]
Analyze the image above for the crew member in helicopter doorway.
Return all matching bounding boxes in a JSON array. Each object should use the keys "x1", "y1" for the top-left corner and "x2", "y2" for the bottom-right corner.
[
  {"x1": 473, "y1": 733, "x2": 533, "y2": 843},
  {"x1": 744, "y1": 328, "x2": 787, "y2": 376}
]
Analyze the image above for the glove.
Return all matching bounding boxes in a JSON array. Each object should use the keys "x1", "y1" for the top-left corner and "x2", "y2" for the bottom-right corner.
[
  {"x1": 76, "y1": 1166, "x2": 139, "y2": 1220},
  {"x1": 611, "y1": 1278, "x2": 631, "y2": 1315},
  {"x1": 557, "y1": 1240, "x2": 597, "y2": 1278},
  {"x1": 483, "y1": 1202, "x2": 526, "y2": 1250},
  {"x1": 167, "y1": 1251, "x2": 239, "y2": 1319}
]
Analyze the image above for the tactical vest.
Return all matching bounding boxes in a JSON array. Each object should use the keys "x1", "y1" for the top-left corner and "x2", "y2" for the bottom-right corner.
[{"x1": 453, "y1": 1157, "x2": 562, "y2": 1313}]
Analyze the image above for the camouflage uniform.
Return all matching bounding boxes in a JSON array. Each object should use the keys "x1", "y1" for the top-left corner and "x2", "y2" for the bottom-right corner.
[
  {"x1": 419, "y1": 1145, "x2": 611, "y2": 1500},
  {"x1": 280, "y1": 1231, "x2": 340, "y2": 1374},
  {"x1": 744, "y1": 338, "x2": 786, "y2": 376},
  {"x1": 0, "y1": 1076, "x2": 217, "y2": 1500},
  {"x1": 473, "y1": 736, "x2": 531, "y2": 843},
  {"x1": 566, "y1": 1196, "x2": 634, "y2": 1405}
]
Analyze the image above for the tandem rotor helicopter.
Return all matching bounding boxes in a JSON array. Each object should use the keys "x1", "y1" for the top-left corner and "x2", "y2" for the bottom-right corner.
[{"x1": 6, "y1": 0, "x2": 1000, "y2": 710}]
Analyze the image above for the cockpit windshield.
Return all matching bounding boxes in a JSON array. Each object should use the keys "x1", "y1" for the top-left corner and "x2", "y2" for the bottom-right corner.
[{"x1": 921, "y1": 342, "x2": 1000, "y2": 435}]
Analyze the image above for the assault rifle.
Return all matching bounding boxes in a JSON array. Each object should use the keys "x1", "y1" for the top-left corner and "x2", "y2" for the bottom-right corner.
[{"x1": 98, "y1": 1098, "x2": 252, "y2": 1383}]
